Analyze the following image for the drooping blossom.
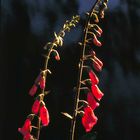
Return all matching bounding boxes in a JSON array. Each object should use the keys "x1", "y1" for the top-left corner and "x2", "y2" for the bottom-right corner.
[
  {"x1": 97, "y1": 26, "x2": 102, "y2": 35},
  {"x1": 40, "y1": 103, "x2": 50, "y2": 126},
  {"x1": 53, "y1": 50, "x2": 60, "y2": 61},
  {"x1": 39, "y1": 76, "x2": 46, "y2": 89},
  {"x1": 94, "y1": 56, "x2": 103, "y2": 67},
  {"x1": 82, "y1": 106, "x2": 98, "y2": 132},
  {"x1": 18, "y1": 118, "x2": 31, "y2": 136},
  {"x1": 29, "y1": 84, "x2": 38, "y2": 96},
  {"x1": 93, "y1": 34, "x2": 102, "y2": 47},
  {"x1": 91, "y1": 85, "x2": 104, "y2": 101},
  {"x1": 23, "y1": 133, "x2": 33, "y2": 140},
  {"x1": 88, "y1": 70, "x2": 99, "y2": 85},
  {"x1": 32, "y1": 99, "x2": 40, "y2": 114},
  {"x1": 92, "y1": 58, "x2": 103, "y2": 71},
  {"x1": 87, "y1": 92, "x2": 99, "y2": 110}
]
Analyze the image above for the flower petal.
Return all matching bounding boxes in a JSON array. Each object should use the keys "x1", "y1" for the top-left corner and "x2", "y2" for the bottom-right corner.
[
  {"x1": 18, "y1": 119, "x2": 31, "y2": 136},
  {"x1": 82, "y1": 106, "x2": 98, "y2": 132},
  {"x1": 87, "y1": 92, "x2": 99, "y2": 110},
  {"x1": 32, "y1": 99, "x2": 40, "y2": 114},
  {"x1": 91, "y1": 85, "x2": 104, "y2": 101},
  {"x1": 40, "y1": 105, "x2": 50, "y2": 126},
  {"x1": 88, "y1": 70, "x2": 99, "y2": 85}
]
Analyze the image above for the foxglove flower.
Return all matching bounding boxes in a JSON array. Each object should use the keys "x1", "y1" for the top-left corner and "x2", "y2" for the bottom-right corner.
[
  {"x1": 18, "y1": 118, "x2": 31, "y2": 136},
  {"x1": 82, "y1": 106, "x2": 97, "y2": 132},
  {"x1": 91, "y1": 85, "x2": 104, "y2": 101},
  {"x1": 93, "y1": 34, "x2": 102, "y2": 47},
  {"x1": 88, "y1": 70, "x2": 99, "y2": 85},
  {"x1": 40, "y1": 103, "x2": 50, "y2": 126},
  {"x1": 96, "y1": 26, "x2": 102, "y2": 35},
  {"x1": 87, "y1": 92, "x2": 99, "y2": 110},
  {"x1": 92, "y1": 58, "x2": 103, "y2": 71},
  {"x1": 32, "y1": 99, "x2": 40, "y2": 114},
  {"x1": 94, "y1": 56, "x2": 103, "y2": 67},
  {"x1": 40, "y1": 76, "x2": 46, "y2": 89},
  {"x1": 29, "y1": 84, "x2": 38, "y2": 96},
  {"x1": 23, "y1": 133, "x2": 33, "y2": 140}
]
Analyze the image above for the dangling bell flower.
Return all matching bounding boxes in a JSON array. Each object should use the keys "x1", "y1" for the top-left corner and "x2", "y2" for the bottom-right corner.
[
  {"x1": 29, "y1": 84, "x2": 38, "y2": 96},
  {"x1": 93, "y1": 34, "x2": 102, "y2": 47},
  {"x1": 23, "y1": 133, "x2": 33, "y2": 140},
  {"x1": 32, "y1": 98, "x2": 40, "y2": 114},
  {"x1": 40, "y1": 102, "x2": 50, "y2": 126},
  {"x1": 18, "y1": 118, "x2": 31, "y2": 136},
  {"x1": 40, "y1": 75, "x2": 46, "y2": 89},
  {"x1": 91, "y1": 85, "x2": 104, "y2": 101},
  {"x1": 53, "y1": 50, "x2": 60, "y2": 61},
  {"x1": 88, "y1": 70, "x2": 99, "y2": 85},
  {"x1": 82, "y1": 106, "x2": 98, "y2": 132},
  {"x1": 87, "y1": 92, "x2": 99, "y2": 110},
  {"x1": 92, "y1": 58, "x2": 103, "y2": 71}
]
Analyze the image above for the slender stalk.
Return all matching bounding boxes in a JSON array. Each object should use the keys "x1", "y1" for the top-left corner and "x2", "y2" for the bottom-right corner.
[
  {"x1": 34, "y1": 15, "x2": 80, "y2": 140},
  {"x1": 70, "y1": 1, "x2": 100, "y2": 140}
]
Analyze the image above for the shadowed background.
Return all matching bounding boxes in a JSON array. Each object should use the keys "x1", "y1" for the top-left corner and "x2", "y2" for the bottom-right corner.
[{"x1": 1, "y1": 0, "x2": 140, "y2": 140}]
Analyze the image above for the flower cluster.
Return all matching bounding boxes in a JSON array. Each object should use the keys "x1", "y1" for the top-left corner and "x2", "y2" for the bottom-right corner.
[
  {"x1": 18, "y1": 15, "x2": 80, "y2": 140},
  {"x1": 79, "y1": 0, "x2": 108, "y2": 133},
  {"x1": 66, "y1": 0, "x2": 109, "y2": 139}
]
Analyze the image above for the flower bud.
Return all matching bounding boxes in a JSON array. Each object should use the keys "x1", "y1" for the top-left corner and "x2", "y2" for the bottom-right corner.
[
  {"x1": 39, "y1": 76, "x2": 46, "y2": 89},
  {"x1": 53, "y1": 50, "x2": 60, "y2": 61},
  {"x1": 29, "y1": 85, "x2": 38, "y2": 96}
]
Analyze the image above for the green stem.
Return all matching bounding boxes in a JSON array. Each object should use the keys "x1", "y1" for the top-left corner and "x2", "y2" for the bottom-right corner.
[
  {"x1": 35, "y1": 15, "x2": 80, "y2": 140},
  {"x1": 69, "y1": 1, "x2": 100, "y2": 140}
]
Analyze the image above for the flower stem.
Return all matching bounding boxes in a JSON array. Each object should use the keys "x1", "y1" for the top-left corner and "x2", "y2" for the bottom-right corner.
[
  {"x1": 70, "y1": 1, "x2": 101, "y2": 140},
  {"x1": 34, "y1": 15, "x2": 80, "y2": 140}
]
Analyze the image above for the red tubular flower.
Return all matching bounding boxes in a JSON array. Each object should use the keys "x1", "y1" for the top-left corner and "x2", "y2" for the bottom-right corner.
[
  {"x1": 88, "y1": 70, "x2": 99, "y2": 85},
  {"x1": 29, "y1": 84, "x2": 38, "y2": 96},
  {"x1": 87, "y1": 92, "x2": 99, "y2": 110},
  {"x1": 93, "y1": 34, "x2": 102, "y2": 47},
  {"x1": 82, "y1": 106, "x2": 98, "y2": 132},
  {"x1": 92, "y1": 59, "x2": 102, "y2": 71},
  {"x1": 18, "y1": 118, "x2": 31, "y2": 136},
  {"x1": 94, "y1": 56, "x2": 103, "y2": 67},
  {"x1": 91, "y1": 85, "x2": 104, "y2": 101},
  {"x1": 23, "y1": 133, "x2": 33, "y2": 140},
  {"x1": 97, "y1": 27, "x2": 103, "y2": 35},
  {"x1": 95, "y1": 29, "x2": 102, "y2": 37},
  {"x1": 32, "y1": 99, "x2": 40, "y2": 114},
  {"x1": 40, "y1": 103, "x2": 50, "y2": 126},
  {"x1": 40, "y1": 76, "x2": 46, "y2": 89}
]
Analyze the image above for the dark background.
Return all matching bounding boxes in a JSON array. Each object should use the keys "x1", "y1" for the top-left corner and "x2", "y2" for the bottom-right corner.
[{"x1": 1, "y1": 0, "x2": 140, "y2": 140}]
